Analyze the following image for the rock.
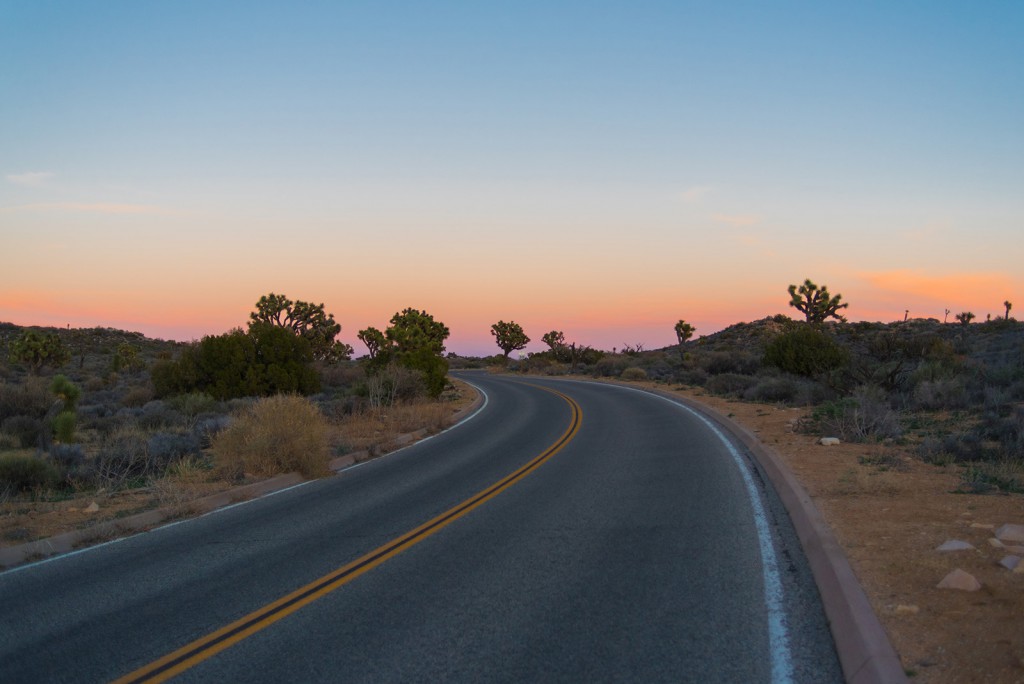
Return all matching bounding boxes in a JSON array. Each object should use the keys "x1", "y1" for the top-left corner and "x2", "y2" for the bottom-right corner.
[
  {"x1": 936, "y1": 540, "x2": 975, "y2": 552},
  {"x1": 999, "y1": 555, "x2": 1021, "y2": 571},
  {"x1": 989, "y1": 538, "x2": 1005, "y2": 548},
  {"x1": 895, "y1": 604, "x2": 920, "y2": 615},
  {"x1": 937, "y1": 568, "x2": 981, "y2": 591},
  {"x1": 970, "y1": 523, "x2": 995, "y2": 530},
  {"x1": 819, "y1": 437, "x2": 841, "y2": 446},
  {"x1": 995, "y1": 524, "x2": 1024, "y2": 543},
  {"x1": 84, "y1": 502, "x2": 100, "y2": 514}
]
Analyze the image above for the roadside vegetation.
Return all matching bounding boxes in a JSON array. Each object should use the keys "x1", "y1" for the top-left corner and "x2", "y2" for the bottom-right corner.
[
  {"x1": 4, "y1": 281, "x2": 1021, "y2": 546},
  {"x1": 0, "y1": 295, "x2": 463, "y2": 544},
  {"x1": 477, "y1": 284, "x2": 1024, "y2": 496}
]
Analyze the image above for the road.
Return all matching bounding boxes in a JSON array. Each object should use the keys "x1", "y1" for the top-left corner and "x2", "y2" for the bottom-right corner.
[{"x1": 0, "y1": 373, "x2": 842, "y2": 683}]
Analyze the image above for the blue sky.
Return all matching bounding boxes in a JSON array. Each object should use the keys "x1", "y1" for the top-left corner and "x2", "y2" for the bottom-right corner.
[{"x1": 2, "y1": 1, "x2": 1022, "y2": 354}]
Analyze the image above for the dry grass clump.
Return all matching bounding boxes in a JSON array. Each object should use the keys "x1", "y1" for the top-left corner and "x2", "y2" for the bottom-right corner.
[
  {"x1": 336, "y1": 401, "x2": 451, "y2": 455},
  {"x1": 213, "y1": 394, "x2": 330, "y2": 479}
]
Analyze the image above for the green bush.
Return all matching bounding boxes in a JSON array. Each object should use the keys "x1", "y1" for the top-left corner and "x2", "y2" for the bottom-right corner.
[
  {"x1": 49, "y1": 375, "x2": 80, "y2": 412},
  {"x1": 0, "y1": 453, "x2": 60, "y2": 493},
  {"x1": 52, "y1": 411, "x2": 76, "y2": 443},
  {"x1": 764, "y1": 327, "x2": 847, "y2": 378},
  {"x1": 153, "y1": 324, "x2": 320, "y2": 400}
]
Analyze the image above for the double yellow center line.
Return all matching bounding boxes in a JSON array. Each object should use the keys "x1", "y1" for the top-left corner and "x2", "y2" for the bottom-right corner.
[{"x1": 114, "y1": 385, "x2": 581, "y2": 683}]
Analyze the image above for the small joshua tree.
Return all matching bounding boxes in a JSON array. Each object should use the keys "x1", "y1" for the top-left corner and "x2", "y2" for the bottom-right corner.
[
  {"x1": 1005, "y1": 300, "x2": 1013, "y2": 320},
  {"x1": 674, "y1": 320, "x2": 695, "y2": 359},
  {"x1": 787, "y1": 279, "x2": 848, "y2": 325},
  {"x1": 955, "y1": 311, "x2": 975, "y2": 326}
]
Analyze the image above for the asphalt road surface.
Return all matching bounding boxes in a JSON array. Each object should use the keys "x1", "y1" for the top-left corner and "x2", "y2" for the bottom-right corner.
[{"x1": 0, "y1": 373, "x2": 842, "y2": 683}]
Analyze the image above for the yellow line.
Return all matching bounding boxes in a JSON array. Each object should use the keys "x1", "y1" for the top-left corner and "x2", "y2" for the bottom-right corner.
[{"x1": 113, "y1": 385, "x2": 581, "y2": 684}]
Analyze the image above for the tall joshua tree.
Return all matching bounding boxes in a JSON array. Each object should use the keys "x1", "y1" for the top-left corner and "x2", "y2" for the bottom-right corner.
[
  {"x1": 788, "y1": 279, "x2": 848, "y2": 325},
  {"x1": 1005, "y1": 300, "x2": 1013, "y2": 320}
]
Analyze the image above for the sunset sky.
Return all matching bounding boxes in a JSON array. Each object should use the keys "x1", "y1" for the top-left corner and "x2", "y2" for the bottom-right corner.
[{"x1": 2, "y1": 2, "x2": 1022, "y2": 356}]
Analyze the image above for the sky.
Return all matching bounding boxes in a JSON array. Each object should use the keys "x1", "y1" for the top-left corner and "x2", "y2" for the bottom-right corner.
[{"x1": 2, "y1": 1, "x2": 1022, "y2": 357}]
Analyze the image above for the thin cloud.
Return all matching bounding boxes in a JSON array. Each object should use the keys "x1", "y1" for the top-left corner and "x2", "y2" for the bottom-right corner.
[
  {"x1": 0, "y1": 202, "x2": 163, "y2": 215},
  {"x1": 712, "y1": 213, "x2": 760, "y2": 227},
  {"x1": 6, "y1": 171, "x2": 54, "y2": 187},
  {"x1": 679, "y1": 185, "x2": 714, "y2": 203}
]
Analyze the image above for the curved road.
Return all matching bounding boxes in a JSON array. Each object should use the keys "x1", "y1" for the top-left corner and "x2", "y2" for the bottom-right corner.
[{"x1": 0, "y1": 373, "x2": 841, "y2": 682}]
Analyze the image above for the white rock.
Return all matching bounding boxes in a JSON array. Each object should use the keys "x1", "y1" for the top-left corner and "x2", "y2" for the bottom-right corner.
[
  {"x1": 819, "y1": 437, "x2": 841, "y2": 446},
  {"x1": 937, "y1": 568, "x2": 982, "y2": 591},
  {"x1": 995, "y1": 523, "x2": 1024, "y2": 543},
  {"x1": 970, "y1": 523, "x2": 995, "y2": 530},
  {"x1": 998, "y1": 555, "x2": 1021, "y2": 571},
  {"x1": 84, "y1": 502, "x2": 100, "y2": 514},
  {"x1": 895, "y1": 604, "x2": 920, "y2": 615},
  {"x1": 936, "y1": 540, "x2": 975, "y2": 552},
  {"x1": 988, "y1": 538, "x2": 1005, "y2": 548}
]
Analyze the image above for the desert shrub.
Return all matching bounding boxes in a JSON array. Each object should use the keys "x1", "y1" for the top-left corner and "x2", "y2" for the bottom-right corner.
[
  {"x1": 673, "y1": 368, "x2": 709, "y2": 386},
  {"x1": 706, "y1": 373, "x2": 758, "y2": 397},
  {"x1": 593, "y1": 357, "x2": 629, "y2": 378},
  {"x1": 95, "y1": 427, "x2": 155, "y2": 487},
  {"x1": 212, "y1": 394, "x2": 329, "y2": 479},
  {"x1": 1, "y1": 416, "x2": 44, "y2": 448},
  {"x1": 0, "y1": 432, "x2": 18, "y2": 450},
  {"x1": 319, "y1": 363, "x2": 364, "y2": 391},
  {"x1": 620, "y1": 367, "x2": 648, "y2": 381},
  {"x1": 165, "y1": 392, "x2": 221, "y2": 418},
  {"x1": 137, "y1": 400, "x2": 185, "y2": 430},
  {"x1": 147, "y1": 431, "x2": 201, "y2": 470},
  {"x1": 52, "y1": 411, "x2": 76, "y2": 443},
  {"x1": 0, "y1": 454, "x2": 60, "y2": 493},
  {"x1": 811, "y1": 386, "x2": 901, "y2": 442},
  {"x1": 743, "y1": 377, "x2": 799, "y2": 404},
  {"x1": 764, "y1": 327, "x2": 847, "y2": 378},
  {"x1": 958, "y1": 459, "x2": 1024, "y2": 494},
  {"x1": 48, "y1": 443, "x2": 90, "y2": 484},
  {"x1": 912, "y1": 378, "x2": 967, "y2": 410},
  {"x1": 701, "y1": 351, "x2": 760, "y2": 375},
  {"x1": 363, "y1": 363, "x2": 424, "y2": 408},
  {"x1": 83, "y1": 376, "x2": 106, "y2": 392},
  {"x1": 121, "y1": 385, "x2": 155, "y2": 408},
  {"x1": 917, "y1": 437, "x2": 954, "y2": 465},
  {"x1": 192, "y1": 414, "x2": 231, "y2": 448},
  {"x1": 0, "y1": 377, "x2": 52, "y2": 422}
]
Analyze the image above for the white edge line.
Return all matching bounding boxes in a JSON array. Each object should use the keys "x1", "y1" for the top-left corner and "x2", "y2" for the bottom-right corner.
[
  {"x1": 2, "y1": 382, "x2": 492, "y2": 578},
  {"x1": 575, "y1": 381, "x2": 796, "y2": 684}
]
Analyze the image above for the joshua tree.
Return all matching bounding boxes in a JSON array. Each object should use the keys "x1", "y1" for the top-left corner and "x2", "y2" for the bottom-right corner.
[
  {"x1": 1005, "y1": 300, "x2": 1013, "y2": 320},
  {"x1": 490, "y1": 320, "x2": 530, "y2": 358},
  {"x1": 357, "y1": 327, "x2": 387, "y2": 359},
  {"x1": 787, "y1": 279, "x2": 848, "y2": 325},
  {"x1": 674, "y1": 320, "x2": 695, "y2": 359},
  {"x1": 955, "y1": 311, "x2": 975, "y2": 326},
  {"x1": 250, "y1": 293, "x2": 352, "y2": 363}
]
